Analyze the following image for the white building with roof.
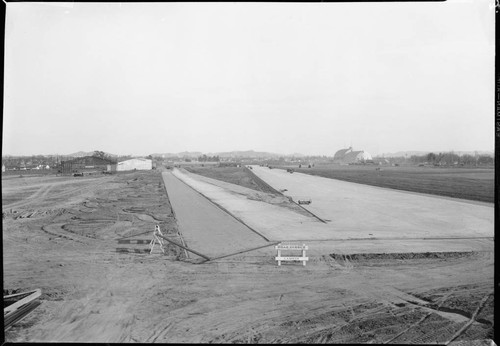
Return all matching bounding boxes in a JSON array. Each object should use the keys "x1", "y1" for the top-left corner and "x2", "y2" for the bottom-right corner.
[
  {"x1": 116, "y1": 158, "x2": 152, "y2": 171},
  {"x1": 333, "y1": 147, "x2": 373, "y2": 164}
]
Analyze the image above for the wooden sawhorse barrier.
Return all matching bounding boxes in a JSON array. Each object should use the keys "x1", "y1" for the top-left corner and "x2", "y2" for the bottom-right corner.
[{"x1": 275, "y1": 243, "x2": 308, "y2": 266}]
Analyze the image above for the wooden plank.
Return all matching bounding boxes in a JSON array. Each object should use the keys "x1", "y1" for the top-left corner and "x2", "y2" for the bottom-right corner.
[
  {"x1": 275, "y1": 245, "x2": 308, "y2": 250},
  {"x1": 4, "y1": 289, "x2": 41, "y2": 314},
  {"x1": 117, "y1": 239, "x2": 151, "y2": 244},
  {"x1": 275, "y1": 256, "x2": 309, "y2": 261},
  {"x1": 5, "y1": 300, "x2": 41, "y2": 330}
]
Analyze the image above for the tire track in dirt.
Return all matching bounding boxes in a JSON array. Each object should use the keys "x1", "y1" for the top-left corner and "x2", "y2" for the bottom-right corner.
[
  {"x1": 43, "y1": 179, "x2": 110, "y2": 202},
  {"x1": 146, "y1": 322, "x2": 175, "y2": 342},
  {"x1": 3, "y1": 183, "x2": 54, "y2": 208},
  {"x1": 41, "y1": 223, "x2": 100, "y2": 244},
  {"x1": 444, "y1": 290, "x2": 494, "y2": 344},
  {"x1": 384, "y1": 288, "x2": 462, "y2": 344},
  {"x1": 5, "y1": 178, "x2": 111, "y2": 210}
]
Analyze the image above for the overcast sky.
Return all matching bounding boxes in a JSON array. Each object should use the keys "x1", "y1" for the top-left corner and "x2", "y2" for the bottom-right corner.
[{"x1": 3, "y1": 1, "x2": 495, "y2": 156}]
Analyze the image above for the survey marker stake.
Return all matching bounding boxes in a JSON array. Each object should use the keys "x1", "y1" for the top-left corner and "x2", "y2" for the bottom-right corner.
[{"x1": 150, "y1": 224, "x2": 165, "y2": 254}]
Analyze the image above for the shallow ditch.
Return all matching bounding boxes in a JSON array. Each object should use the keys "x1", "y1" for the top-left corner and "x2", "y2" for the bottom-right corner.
[{"x1": 330, "y1": 251, "x2": 478, "y2": 262}]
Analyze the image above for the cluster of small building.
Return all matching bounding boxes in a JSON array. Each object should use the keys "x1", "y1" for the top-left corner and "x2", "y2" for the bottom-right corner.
[{"x1": 2, "y1": 164, "x2": 51, "y2": 172}]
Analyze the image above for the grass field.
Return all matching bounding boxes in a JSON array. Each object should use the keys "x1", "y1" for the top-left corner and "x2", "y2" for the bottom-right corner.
[
  {"x1": 276, "y1": 165, "x2": 494, "y2": 203},
  {"x1": 184, "y1": 166, "x2": 279, "y2": 195}
]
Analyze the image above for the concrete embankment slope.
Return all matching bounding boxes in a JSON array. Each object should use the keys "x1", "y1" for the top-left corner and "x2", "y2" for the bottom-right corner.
[
  {"x1": 171, "y1": 169, "x2": 335, "y2": 241},
  {"x1": 161, "y1": 171, "x2": 269, "y2": 258}
]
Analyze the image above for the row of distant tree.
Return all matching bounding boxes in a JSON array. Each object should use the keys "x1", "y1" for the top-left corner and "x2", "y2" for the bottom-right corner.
[
  {"x1": 408, "y1": 152, "x2": 493, "y2": 166},
  {"x1": 2, "y1": 155, "x2": 62, "y2": 168},
  {"x1": 92, "y1": 151, "x2": 138, "y2": 163},
  {"x1": 197, "y1": 155, "x2": 220, "y2": 162}
]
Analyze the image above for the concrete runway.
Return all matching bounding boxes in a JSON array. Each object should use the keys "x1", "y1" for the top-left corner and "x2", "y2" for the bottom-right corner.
[
  {"x1": 172, "y1": 169, "x2": 332, "y2": 240},
  {"x1": 167, "y1": 168, "x2": 493, "y2": 255},
  {"x1": 250, "y1": 166, "x2": 494, "y2": 239},
  {"x1": 161, "y1": 171, "x2": 269, "y2": 259}
]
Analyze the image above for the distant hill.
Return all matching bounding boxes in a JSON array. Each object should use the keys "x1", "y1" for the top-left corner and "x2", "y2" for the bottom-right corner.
[
  {"x1": 453, "y1": 151, "x2": 494, "y2": 157},
  {"x1": 177, "y1": 151, "x2": 203, "y2": 158},
  {"x1": 68, "y1": 150, "x2": 309, "y2": 159},
  {"x1": 214, "y1": 150, "x2": 281, "y2": 158},
  {"x1": 66, "y1": 151, "x2": 93, "y2": 157},
  {"x1": 290, "y1": 152, "x2": 306, "y2": 157},
  {"x1": 66, "y1": 151, "x2": 118, "y2": 158},
  {"x1": 150, "y1": 150, "x2": 303, "y2": 159},
  {"x1": 213, "y1": 150, "x2": 311, "y2": 158},
  {"x1": 377, "y1": 151, "x2": 430, "y2": 158},
  {"x1": 149, "y1": 151, "x2": 203, "y2": 158},
  {"x1": 149, "y1": 153, "x2": 176, "y2": 157}
]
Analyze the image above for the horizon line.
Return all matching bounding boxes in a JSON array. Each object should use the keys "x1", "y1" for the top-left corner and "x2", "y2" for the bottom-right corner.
[{"x1": 1, "y1": 148, "x2": 495, "y2": 158}]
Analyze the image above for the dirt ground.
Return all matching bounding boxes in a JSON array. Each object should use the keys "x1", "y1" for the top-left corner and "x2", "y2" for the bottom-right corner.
[{"x1": 2, "y1": 169, "x2": 494, "y2": 343}]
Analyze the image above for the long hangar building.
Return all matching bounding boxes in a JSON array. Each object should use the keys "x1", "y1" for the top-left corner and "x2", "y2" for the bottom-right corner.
[
  {"x1": 117, "y1": 158, "x2": 153, "y2": 171},
  {"x1": 60, "y1": 156, "x2": 117, "y2": 174}
]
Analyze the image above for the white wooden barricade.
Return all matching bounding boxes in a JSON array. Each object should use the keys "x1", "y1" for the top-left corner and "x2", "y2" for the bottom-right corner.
[
  {"x1": 275, "y1": 243, "x2": 308, "y2": 266},
  {"x1": 149, "y1": 224, "x2": 165, "y2": 254}
]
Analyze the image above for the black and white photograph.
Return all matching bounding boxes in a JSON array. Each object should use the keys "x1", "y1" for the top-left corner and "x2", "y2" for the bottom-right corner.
[{"x1": 2, "y1": 0, "x2": 495, "y2": 343}]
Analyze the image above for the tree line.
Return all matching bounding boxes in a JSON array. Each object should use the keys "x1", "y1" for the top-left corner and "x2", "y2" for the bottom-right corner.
[
  {"x1": 197, "y1": 155, "x2": 220, "y2": 162},
  {"x1": 409, "y1": 152, "x2": 493, "y2": 166}
]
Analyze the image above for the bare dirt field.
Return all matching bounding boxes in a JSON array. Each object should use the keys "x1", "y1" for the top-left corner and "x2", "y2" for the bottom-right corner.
[{"x1": 2, "y1": 167, "x2": 494, "y2": 343}]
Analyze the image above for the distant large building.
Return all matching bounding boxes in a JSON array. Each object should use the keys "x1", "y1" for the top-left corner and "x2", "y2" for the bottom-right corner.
[
  {"x1": 117, "y1": 158, "x2": 153, "y2": 171},
  {"x1": 333, "y1": 147, "x2": 373, "y2": 164},
  {"x1": 60, "y1": 156, "x2": 116, "y2": 175}
]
